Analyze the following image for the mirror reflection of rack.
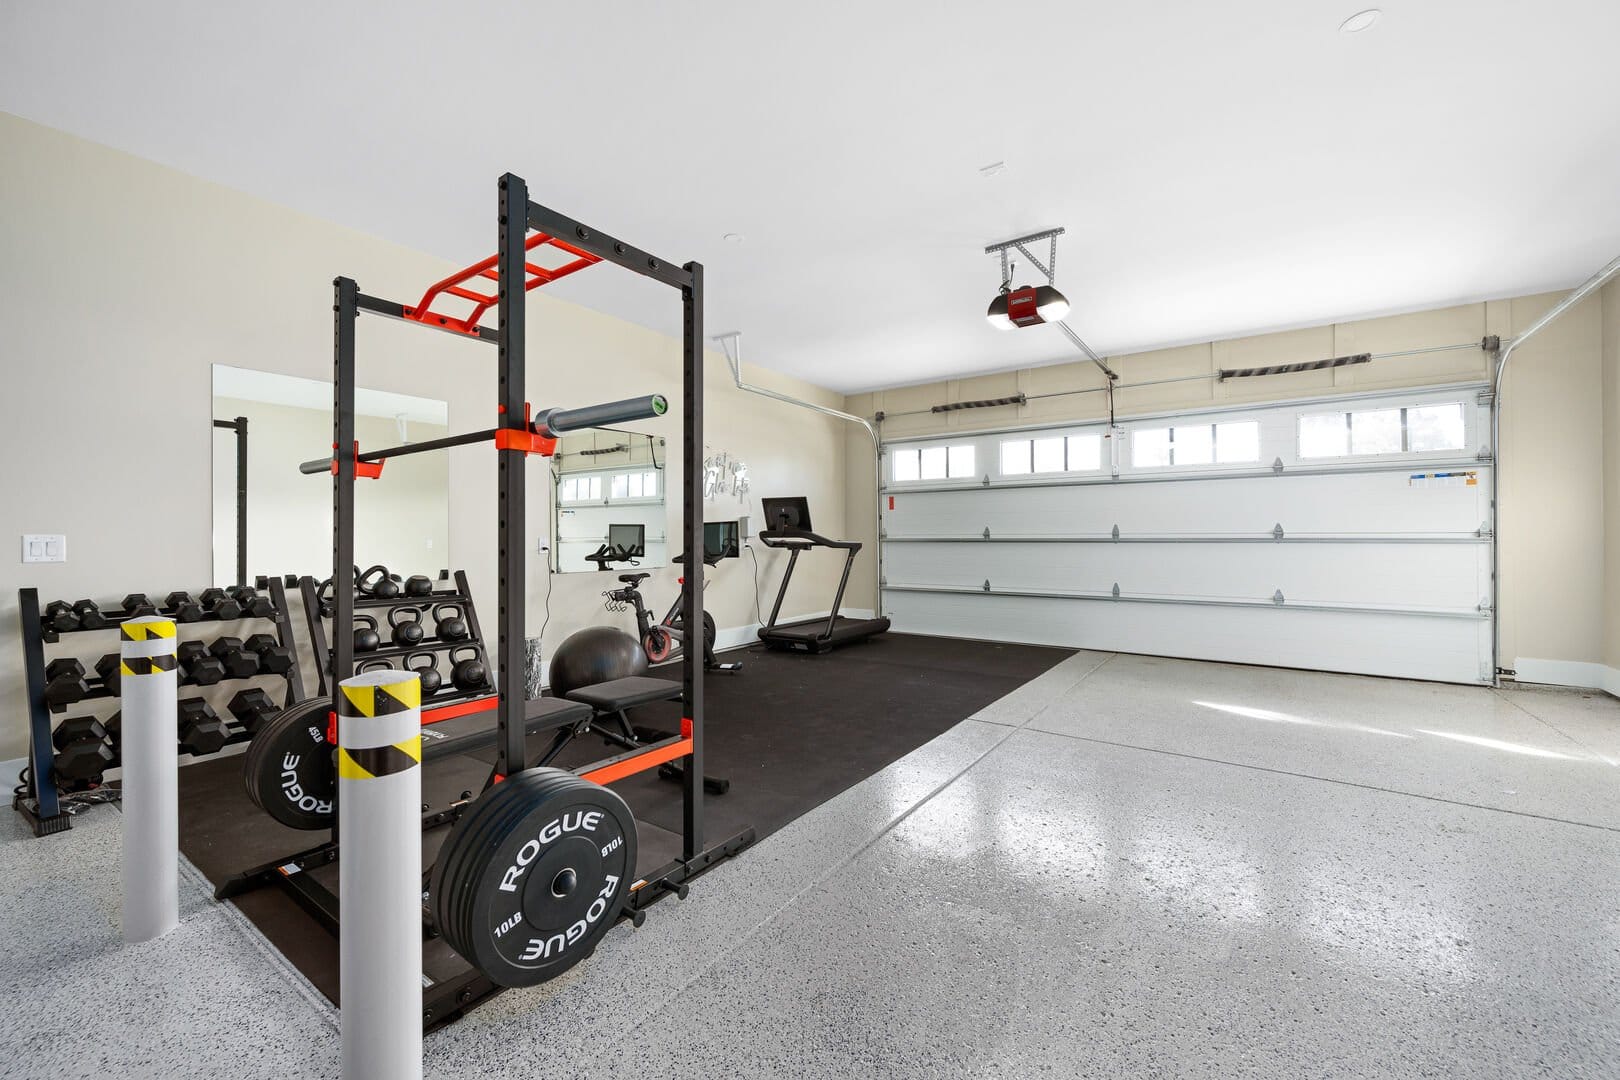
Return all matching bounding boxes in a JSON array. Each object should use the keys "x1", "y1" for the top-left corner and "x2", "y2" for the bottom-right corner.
[{"x1": 550, "y1": 427, "x2": 668, "y2": 573}]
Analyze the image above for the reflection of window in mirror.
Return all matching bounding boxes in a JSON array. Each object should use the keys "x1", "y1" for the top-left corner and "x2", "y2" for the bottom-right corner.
[
  {"x1": 211, "y1": 364, "x2": 451, "y2": 584},
  {"x1": 549, "y1": 429, "x2": 667, "y2": 573}
]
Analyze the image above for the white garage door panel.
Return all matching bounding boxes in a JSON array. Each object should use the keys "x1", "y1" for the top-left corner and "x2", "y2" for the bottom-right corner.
[
  {"x1": 884, "y1": 541, "x2": 1486, "y2": 611},
  {"x1": 883, "y1": 591, "x2": 1488, "y2": 685},
  {"x1": 887, "y1": 468, "x2": 1489, "y2": 539}
]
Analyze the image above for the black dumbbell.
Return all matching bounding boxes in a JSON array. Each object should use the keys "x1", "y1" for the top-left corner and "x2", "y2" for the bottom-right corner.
[
  {"x1": 198, "y1": 588, "x2": 243, "y2": 621},
  {"x1": 122, "y1": 593, "x2": 158, "y2": 617},
  {"x1": 406, "y1": 652, "x2": 443, "y2": 694},
  {"x1": 177, "y1": 699, "x2": 230, "y2": 755},
  {"x1": 95, "y1": 652, "x2": 123, "y2": 695},
  {"x1": 52, "y1": 715, "x2": 108, "y2": 751},
  {"x1": 54, "y1": 735, "x2": 114, "y2": 782},
  {"x1": 209, "y1": 636, "x2": 259, "y2": 679},
  {"x1": 449, "y1": 646, "x2": 488, "y2": 691},
  {"x1": 229, "y1": 586, "x2": 274, "y2": 619},
  {"x1": 177, "y1": 640, "x2": 227, "y2": 686},
  {"x1": 42, "y1": 600, "x2": 81, "y2": 633},
  {"x1": 227, "y1": 688, "x2": 278, "y2": 733},
  {"x1": 433, "y1": 604, "x2": 469, "y2": 642},
  {"x1": 164, "y1": 591, "x2": 205, "y2": 623},
  {"x1": 244, "y1": 633, "x2": 295, "y2": 675},
  {"x1": 104, "y1": 710, "x2": 122, "y2": 748},
  {"x1": 71, "y1": 599, "x2": 111, "y2": 630},
  {"x1": 43, "y1": 658, "x2": 90, "y2": 708}
]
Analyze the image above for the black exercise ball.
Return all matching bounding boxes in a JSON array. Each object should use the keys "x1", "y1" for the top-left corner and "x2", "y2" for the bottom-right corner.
[{"x1": 549, "y1": 626, "x2": 647, "y2": 698}]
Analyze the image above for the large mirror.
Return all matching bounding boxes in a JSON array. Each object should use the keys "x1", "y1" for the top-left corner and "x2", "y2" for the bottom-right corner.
[
  {"x1": 212, "y1": 364, "x2": 451, "y2": 584},
  {"x1": 550, "y1": 429, "x2": 667, "y2": 573}
]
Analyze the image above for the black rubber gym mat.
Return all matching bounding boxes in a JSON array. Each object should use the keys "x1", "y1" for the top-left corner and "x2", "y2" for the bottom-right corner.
[{"x1": 172, "y1": 632, "x2": 1070, "y2": 1005}]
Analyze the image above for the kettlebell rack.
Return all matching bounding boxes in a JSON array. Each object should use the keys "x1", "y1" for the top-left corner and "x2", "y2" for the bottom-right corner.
[{"x1": 11, "y1": 578, "x2": 306, "y2": 836}]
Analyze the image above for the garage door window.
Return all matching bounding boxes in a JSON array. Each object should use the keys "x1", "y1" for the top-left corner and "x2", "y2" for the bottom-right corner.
[
  {"x1": 1300, "y1": 402, "x2": 1465, "y2": 459},
  {"x1": 1000, "y1": 432, "x2": 1103, "y2": 475},
  {"x1": 892, "y1": 443, "x2": 977, "y2": 482},
  {"x1": 558, "y1": 476, "x2": 603, "y2": 503},
  {"x1": 1133, "y1": 421, "x2": 1259, "y2": 467}
]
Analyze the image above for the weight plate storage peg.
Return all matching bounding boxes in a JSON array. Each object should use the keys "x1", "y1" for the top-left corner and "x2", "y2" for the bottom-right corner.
[
  {"x1": 429, "y1": 768, "x2": 636, "y2": 987},
  {"x1": 243, "y1": 697, "x2": 337, "y2": 829}
]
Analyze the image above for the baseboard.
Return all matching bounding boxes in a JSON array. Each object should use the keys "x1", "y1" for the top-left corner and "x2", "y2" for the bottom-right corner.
[{"x1": 1511, "y1": 657, "x2": 1620, "y2": 698}]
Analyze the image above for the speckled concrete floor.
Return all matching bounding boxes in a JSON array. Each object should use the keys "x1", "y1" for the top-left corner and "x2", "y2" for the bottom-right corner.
[{"x1": 3, "y1": 653, "x2": 1618, "y2": 1079}]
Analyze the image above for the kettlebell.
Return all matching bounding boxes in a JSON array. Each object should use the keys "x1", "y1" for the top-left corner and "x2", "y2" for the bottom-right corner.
[
  {"x1": 359, "y1": 564, "x2": 401, "y2": 599},
  {"x1": 389, "y1": 606, "x2": 425, "y2": 648},
  {"x1": 449, "y1": 646, "x2": 487, "y2": 691},
  {"x1": 403, "y1": 574, "x2": 435, "y2": 598},
  {"x1": 434, "y1": 604, "x2": 469, "y2": 642},
  {"x1": 406, "y1": 652, "x2": 443, "y2": 694},
  {"x1": 357, "y1": 659, "x2": 393, "y2": 674},
  {"x1": 353, "y1": 615, "x2": 381, "y2": 653}
]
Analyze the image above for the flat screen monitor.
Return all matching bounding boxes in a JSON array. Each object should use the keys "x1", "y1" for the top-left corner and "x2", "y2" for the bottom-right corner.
[
  {"x1": 608, "y1": 523, "x2": 646, "y2": 556},
  {"x1": 760, "y1": 497, "x2": 811, "y2": 534},
  {"x1": 704, "y1": 520, "x2": 739, "y2": 559}
]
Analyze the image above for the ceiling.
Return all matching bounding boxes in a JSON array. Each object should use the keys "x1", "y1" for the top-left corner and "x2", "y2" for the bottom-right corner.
[{"x1": 5, "y1": 1, "x2": 1619, "y2": 394}]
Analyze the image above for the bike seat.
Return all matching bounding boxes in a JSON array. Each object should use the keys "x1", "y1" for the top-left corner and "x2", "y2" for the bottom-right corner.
[{"x1": 618, "y1": 573, "x2": 651, "y2": 585}]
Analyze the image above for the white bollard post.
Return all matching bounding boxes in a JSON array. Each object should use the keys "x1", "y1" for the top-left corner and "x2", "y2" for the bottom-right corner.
[
  {"x1": 338, "y1": 669, "x2": 423, "y2": 1080},
  {"x1": 120, "y1": 615, "x2": 180, "y2": 944}
]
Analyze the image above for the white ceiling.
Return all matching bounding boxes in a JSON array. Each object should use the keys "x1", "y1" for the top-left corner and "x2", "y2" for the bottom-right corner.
[{"x1": 5, "y1": 1, "x2": 1619, "y2": 394}]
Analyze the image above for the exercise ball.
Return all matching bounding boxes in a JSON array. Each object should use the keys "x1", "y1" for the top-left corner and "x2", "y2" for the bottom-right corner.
[{"x1": 549, "y1": 626, "x2": 648, "y2": 698}]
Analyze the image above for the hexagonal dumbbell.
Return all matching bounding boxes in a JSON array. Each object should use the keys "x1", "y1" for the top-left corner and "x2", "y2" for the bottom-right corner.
[
  {"x1": 177, "y1": 699, "x2": 230, "y2": 755},
  {"x1": 42, "y1": 600, "x2": 81, "y2": 633},
  {"x1": 121, "y1": 593, "x2": 158, "y2": 617},
  {"x1": 177, "y1": 640, "x2": 226, "y2": 686},
  {"x1": 52, "y1": 715, "x2": 108, "y2": 751},
  {"x1": 94, "y1": 652, "x2": 123, "y2": 696},
  {"x1": 71, "y1": 599, "x2": 111, "y2": 630},
  {"x1": 198, "y1": 588, "x2": 242, "y2": 621},
  {"x1": 229, "y1": 586, "x2": 275, "y2": 620},
  {"x1": 53, "y1": 736, "x2": 115, "y2": 783},
  {"x1": 209, "y1": 636, "x2": 259, "y2": 679},
  {"x1": 227, "y1": 688, "x2": 278, "y2": 733},
  {"x1": 244, "y1": 633, "x2": 295, "y2": 676},
  {"x1": 43, "y1": 658, "x2": 90, "y2": 709},
  {"x1": 164, "y1": 591, "x2": 205, "y2": 623}
]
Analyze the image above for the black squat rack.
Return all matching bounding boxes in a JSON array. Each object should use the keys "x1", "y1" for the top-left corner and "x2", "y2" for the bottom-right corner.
[{"x1": 265, "y1": 173, "x2": 751, "y2": 1027}]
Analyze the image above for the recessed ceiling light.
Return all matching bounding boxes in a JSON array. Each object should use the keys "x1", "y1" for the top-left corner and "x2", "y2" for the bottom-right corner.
[
  {"x1": 723, "y1": 232, "x2": 745, "y2": 244},
  {"x1": 1338, "y1": 8, "x2": 1381, "y2": 33},
  {"x1": 979, "y1": 161, "x2": 1008, "y2": 178}
]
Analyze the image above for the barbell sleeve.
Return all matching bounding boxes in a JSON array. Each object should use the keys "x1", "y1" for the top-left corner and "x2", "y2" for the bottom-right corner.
[{"x1": 533, "y1": 394, "x2": 668, "y2": 437}]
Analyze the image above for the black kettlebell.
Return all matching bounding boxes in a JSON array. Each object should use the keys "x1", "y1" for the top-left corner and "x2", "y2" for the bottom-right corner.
[
  {"x1": 449, "y1": 646, "x2": 487, "y2": 691},
  {"x1": 357, "y1": 659, "x2": 393, "y2": 674},
  {"x1": 359, "y1": 565, "x2": 401, "y2": 599},
  {"x1": 434, "y1": 604, "x2": 469, "y2": 642},
  {"x1": 353, "y1": 615, "x2": 381, "y2": 653},
  {"x1": 406, "y1": 652, "x2": 443, "y2": 694},
  {"x1": 389, "y1": 606, "x2": 425, "y2": 648},
  {"x1": 403, "y1": 574, "x2": 435, "y2": 597}
]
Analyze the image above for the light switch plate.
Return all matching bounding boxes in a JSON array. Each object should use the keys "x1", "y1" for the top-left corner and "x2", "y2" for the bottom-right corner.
[{"x1": 22, "y1": 534, "x2": 67, "y2": 563}]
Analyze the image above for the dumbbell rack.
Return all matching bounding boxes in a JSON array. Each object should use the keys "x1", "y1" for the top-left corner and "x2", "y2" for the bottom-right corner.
[
  {"x1": 11, "y1": 580, "x2": 307, "y2": 837},
  {"x1": 297, "y1": 569, "x2": 494, "y2": 710}
]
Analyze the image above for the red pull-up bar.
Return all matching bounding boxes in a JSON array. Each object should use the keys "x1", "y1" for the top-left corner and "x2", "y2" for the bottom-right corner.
[{"x1": 401, "y1": 232, "x2": 601, "y2": 336}]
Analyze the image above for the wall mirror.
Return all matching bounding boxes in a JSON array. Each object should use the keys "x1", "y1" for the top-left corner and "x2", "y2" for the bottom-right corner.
[
  {"x1": 550, "y1": 428, "x2": 667, "y2": 573},
  {"x1": 211, "y1": 364, "x2": 451, "y2": 585}
]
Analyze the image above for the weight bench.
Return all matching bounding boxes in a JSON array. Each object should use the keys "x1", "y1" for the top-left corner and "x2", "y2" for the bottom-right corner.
[
  {"x1": 419, "y1": 696, "x2": 593, "y2": 764},
  {"x1": 550, "y1": 676, "x2": 730, "y2": 794}
]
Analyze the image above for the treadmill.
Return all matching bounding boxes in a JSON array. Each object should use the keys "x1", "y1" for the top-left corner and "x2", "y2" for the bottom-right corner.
[{"x1": 756, "y1": 496, "x2": 891, "y2": 653}]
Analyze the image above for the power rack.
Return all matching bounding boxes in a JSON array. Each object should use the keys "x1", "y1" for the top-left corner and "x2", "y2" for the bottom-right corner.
[{"x1": 267, "y1": 174, "x2": 751, "y2": 1028}]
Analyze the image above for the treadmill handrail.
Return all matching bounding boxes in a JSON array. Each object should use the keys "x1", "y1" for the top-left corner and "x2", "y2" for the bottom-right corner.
[{"x1": 756, "y1": 528, "x2": 863, "y2": 553}]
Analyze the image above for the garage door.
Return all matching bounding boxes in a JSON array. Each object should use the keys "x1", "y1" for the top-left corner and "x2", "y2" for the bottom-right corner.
[{"x1": 879, "y1": 384, "x2": 1493, "y2": 685}]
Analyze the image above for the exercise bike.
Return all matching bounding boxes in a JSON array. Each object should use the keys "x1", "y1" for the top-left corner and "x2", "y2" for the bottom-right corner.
[{"x1": 603, "y1": 550, "x2": 741, "y2": 673}]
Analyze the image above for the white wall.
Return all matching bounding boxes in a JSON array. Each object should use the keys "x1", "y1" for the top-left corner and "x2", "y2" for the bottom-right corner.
[
  {"x1": 211, "y1": 396, "x2": 450, "y2": 581},
  {"x1": 1603, "y1": 280, "x2": 1620, "y2": 677},
  {"x1": 0, "y1": 112, "x2": 849, "y2": 758},
  {"x1": 844, "y1": 293, "x2": 1616, "y2": 684}
]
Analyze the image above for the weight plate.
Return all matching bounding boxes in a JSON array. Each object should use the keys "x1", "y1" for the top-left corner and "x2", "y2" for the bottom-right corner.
[
  {"x1": 243, "y1": 697, "x2": 336, "y2": 830},
  {"x1": 430, "y1": 768, "x2": 636, "y2": 987}
]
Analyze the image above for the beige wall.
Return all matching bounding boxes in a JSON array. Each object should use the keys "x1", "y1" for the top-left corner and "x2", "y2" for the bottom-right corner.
[
  {"x1": 844, "y1": 294, "x2": 1614, "y2": 677},
  {"x1": 0, "y1": 112, "x2": 848, "y2": 759},
  {"x1": 1604, "y1": 280, "x2": 1620, "y2": 671}
]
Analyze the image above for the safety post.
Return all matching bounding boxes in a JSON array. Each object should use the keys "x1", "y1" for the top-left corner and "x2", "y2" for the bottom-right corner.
[
  {"x1": 338, "y1": 668, "x2": 423, "y2": 1080},
  {"x1": 120, "y1": 615, "x2": 180, "y2": 943}
]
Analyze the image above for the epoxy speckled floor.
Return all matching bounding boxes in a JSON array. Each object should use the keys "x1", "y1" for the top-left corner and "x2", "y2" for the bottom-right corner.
[{"x1": 3, "y1": 651, "x2": 1618, "y2": 1079}]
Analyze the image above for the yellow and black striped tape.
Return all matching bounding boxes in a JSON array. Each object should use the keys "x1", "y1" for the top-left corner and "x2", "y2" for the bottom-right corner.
[
  {"x1": 121, "y1": 621, "x2": 177, "y2": 641},
  {"x1": 120, "y1": 655, "x2": 178, "y2": 676},
  {"x1": 337, "y1": 737, "x2": 422, "y2": 780},
  {"x1": 339, "y1": 680, "x2": 422, "y2": 717}
]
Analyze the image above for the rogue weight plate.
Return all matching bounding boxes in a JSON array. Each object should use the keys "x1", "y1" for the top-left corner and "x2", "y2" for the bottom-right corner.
[
  {"x1": 430, "y1": 768, "x2": 636, "y2": 987},
  {"x1": 243, "y1": 697, "x2": 336, "y2": 829}
]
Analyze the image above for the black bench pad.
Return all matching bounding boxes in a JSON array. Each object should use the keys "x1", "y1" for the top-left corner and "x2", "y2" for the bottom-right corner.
[{"x1": 564, "y1": 676, "x2": 682, "y2": 712}]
